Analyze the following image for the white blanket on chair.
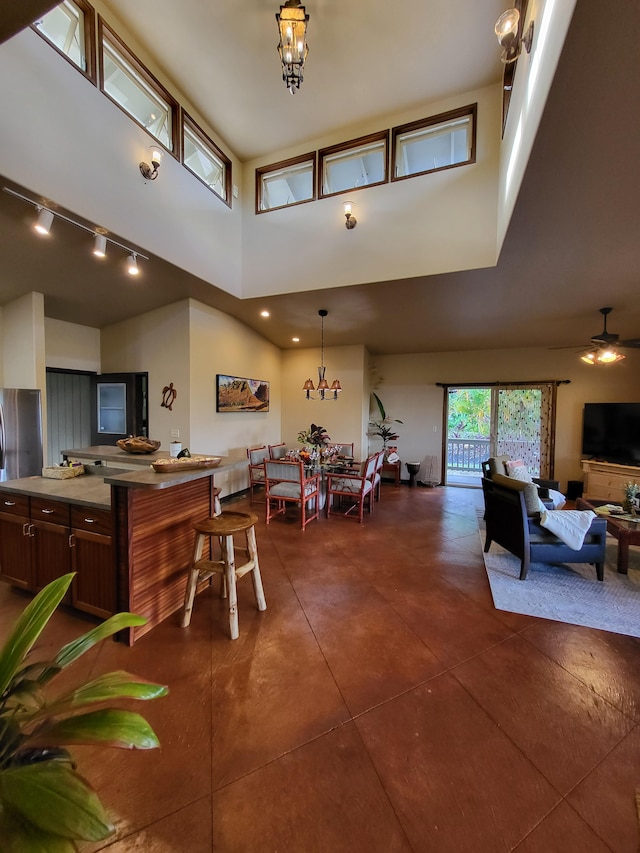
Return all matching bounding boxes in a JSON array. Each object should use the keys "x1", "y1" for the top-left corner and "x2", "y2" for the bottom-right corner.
[{"x1": 539, "y1": 509, "x2": 596, "y2": 549}]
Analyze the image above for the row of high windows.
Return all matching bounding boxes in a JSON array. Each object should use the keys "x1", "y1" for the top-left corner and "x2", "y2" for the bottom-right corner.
[
  {"x1": 33, "y1": 2, "x2": 477, "y2": 218},
  {"x1": 256, "y1": 105, "x2": 477, "y2": 213},
  {"x1": 33, "y1": 0, "x2": 232, "y2": 206}
]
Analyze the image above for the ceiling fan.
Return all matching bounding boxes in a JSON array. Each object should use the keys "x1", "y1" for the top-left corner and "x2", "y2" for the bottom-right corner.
[{"x1": 553, "y1": 307, "x2": 640, "y2": 364}]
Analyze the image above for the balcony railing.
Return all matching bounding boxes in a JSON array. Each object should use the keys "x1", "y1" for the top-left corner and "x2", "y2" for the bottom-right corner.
[{"x1": 447, "y1": 438, "x2": 490, "y2": 472}]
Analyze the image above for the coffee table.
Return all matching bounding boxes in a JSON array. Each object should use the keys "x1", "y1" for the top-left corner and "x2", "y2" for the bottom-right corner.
[{"x1": 576, "y1": 498, "x2": 640, "y2": 574}]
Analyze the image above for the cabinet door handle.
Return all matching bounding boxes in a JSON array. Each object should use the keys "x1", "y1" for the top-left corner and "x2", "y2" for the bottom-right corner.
[
  {"x1": 41, "y1": 509, "x2": 55, "y2": 514},
  {"x1": 4, "y1": 500, "x2": 16, "y2": 506},
  {"x1": 84, "y1": 518, "x2": 95, "y2": 524},
  {"x1": 28, "y1": 524, "x2": 35, "y2": 537},
  {"x1": 69, "y1": 533, "x2": 75, "y2": 548},
  {"x1": 22, "y1": 522, "x2": 30, "y2": 536}
]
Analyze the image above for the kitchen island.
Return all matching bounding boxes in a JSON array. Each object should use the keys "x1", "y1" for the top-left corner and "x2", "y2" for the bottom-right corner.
[{"x1": 0, "y1": 449, "x2": 247, "y2": 644}]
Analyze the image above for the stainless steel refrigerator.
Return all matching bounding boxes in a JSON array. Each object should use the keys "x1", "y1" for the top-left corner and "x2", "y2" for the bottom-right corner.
[{"x1": 0, "y1": 388, "x2": 43, "y2": 482}]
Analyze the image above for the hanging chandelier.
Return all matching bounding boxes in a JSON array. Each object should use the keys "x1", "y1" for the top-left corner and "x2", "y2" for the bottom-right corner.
[
  {"x1": 276, "y1": 0, "x2": 309, "y2": 94},
  {"x1": 303, "y1": 310, "x2": 342, "y2": 400}
]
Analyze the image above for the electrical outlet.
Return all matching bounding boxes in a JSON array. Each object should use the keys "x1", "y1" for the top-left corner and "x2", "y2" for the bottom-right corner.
[
  {"x1": 170, "y1": 429, "x2": 180, "y2": 438},
  {"x1": 433, "y1": 425, "x2": 438, "y2": 432}
]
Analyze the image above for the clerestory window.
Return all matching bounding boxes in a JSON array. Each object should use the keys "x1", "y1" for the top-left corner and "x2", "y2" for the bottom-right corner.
[
  {"x1": 319, "y1": 131, "x2": 388, "y2": 198},
  {"x1": 256, "y1": 154, "x2": 316, "y2": 213},
  {"x1": 32, "y1": 0, "x2": 96, "y2": 80},
  {"x1": 183, "y1": 114, "x2": 231, "y2": 206},
  {"x1": 392, "y1": 104, "x2": 476, "y2": 181},
  {"x1": 98, "y1": 18, "x2": 178, "y2": 154}
]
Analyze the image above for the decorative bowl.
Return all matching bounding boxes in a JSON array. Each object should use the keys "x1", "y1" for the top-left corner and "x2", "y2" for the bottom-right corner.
[{"x1": 117, "y1": 437, "x2": 161, "y2": 454}]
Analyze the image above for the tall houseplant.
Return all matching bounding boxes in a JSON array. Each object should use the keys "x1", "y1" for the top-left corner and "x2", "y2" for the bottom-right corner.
[
  {"x1": 369, "y1": 392, "x2": 403, "y2": 450},
  {"x1": 0, "y1": 572, "x2": 167, "y2": 851}
]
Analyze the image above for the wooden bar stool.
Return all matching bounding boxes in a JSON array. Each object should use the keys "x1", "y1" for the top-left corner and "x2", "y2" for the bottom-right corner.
[{"x1": 181, "y1": 510, "x2": 266, "y2": 639}]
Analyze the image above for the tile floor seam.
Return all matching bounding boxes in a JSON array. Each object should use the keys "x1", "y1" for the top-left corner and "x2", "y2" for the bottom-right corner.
[
  {"x1": 508, "y1": 798, "x2": 617, "y2": 853},
  {"x1": 96, "y1": 794, "x2": 214, "y2": 850},
  {"x1": 518, "y1": 631, "x2": 640, "y2": 726}
]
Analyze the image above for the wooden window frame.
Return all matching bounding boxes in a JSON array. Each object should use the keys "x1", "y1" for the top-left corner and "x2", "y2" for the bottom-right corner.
[
  {"x1": 182, "y1": 112, "x2": 232, "y2": 207},
  {"x1": 391, "y1": 104, "x2": 477, "y2": 183},
  {"x1": 255, "y1": 152, "x2": 316, "y2": 214},
  {"x1": 318, "y1": 130, "x2": 389, "y2": 199},
  {"x1": 31, "y1": 0, "x2": 97, "y2": 84},
  {"x1": 98, "y1": 16, "x2": 180, "y2": 159}
]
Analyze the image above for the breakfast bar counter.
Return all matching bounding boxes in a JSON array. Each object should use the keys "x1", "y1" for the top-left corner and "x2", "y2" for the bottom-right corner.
[{"x1": 0, "y1": 448, "x2": 247, "y2": 644}]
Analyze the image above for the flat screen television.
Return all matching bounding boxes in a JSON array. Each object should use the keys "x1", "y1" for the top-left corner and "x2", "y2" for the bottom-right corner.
[{"x1": 582, "y1": 402, "x2": 640, "y2": 466}]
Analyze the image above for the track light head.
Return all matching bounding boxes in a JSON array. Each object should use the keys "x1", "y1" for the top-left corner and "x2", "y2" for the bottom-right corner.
[
  {"x1": 93, "y1": 233, "x2": 107, "y2": 257},
  {"x1": 127, "y1": 253, "x2": 140, "y2": 275},
  {"x1": 34, "y1": 207, "x2": 54, "y2": 235}
]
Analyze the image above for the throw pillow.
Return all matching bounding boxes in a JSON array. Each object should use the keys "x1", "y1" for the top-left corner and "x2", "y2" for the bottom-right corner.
[
  {"x1": 505, "y1": 460, "x2": 533, "y2": 483},
  {"x1": 492, "y1": 473, "x2": 542, "y2": 515}
]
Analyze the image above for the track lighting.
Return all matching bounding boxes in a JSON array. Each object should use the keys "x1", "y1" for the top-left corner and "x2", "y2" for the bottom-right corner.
[
  {"x1": 93, "y1": 233, "x2": 107, "y2": 258},
  {"x1": 127, "y1": 253, "x2": 140, "y2": 276},
  {"x1": 34, "y1": 207, "x2": 54, "y2": 235},
  {"x1": 139, "y1": 146, "x2": 163, "y2": 181},
  {"x1": 4, "y1": 186, "x2": 149, "y2": 276}
]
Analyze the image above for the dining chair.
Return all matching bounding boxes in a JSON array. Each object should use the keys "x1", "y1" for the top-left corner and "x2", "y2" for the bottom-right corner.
[
  {"x1": 326, "y1": 454, "x2": 377, "y2": 523},
  {"x1": 268, "y1": 442, "x2": 288, "y2": 460},
  {"x1": 333, "y1": 443, "x2": 355, "y2": 458},
  {"x1": 372, "y1": 449, "x2": 385, "y2": 502},
  {"x1": 247, "y1": 445, "x2": 269, "y2": 504},
  {"x1": 264, "y1": 460, "x2": 320, "y2": 530}
]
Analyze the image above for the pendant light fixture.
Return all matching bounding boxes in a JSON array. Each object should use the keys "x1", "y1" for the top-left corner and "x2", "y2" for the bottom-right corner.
[
  {"x1": 303, "y1": 310, "x2": 342, "y2": 400},
  {"x1": 276, "y1": 0, "x2": 309, "y2": 94}
]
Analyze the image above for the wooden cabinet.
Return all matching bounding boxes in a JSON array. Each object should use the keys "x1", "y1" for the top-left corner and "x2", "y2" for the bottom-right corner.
[
  {"x1": 581, "y1": 460, "x2": 640, "y2": 501},
  {"x1": 70, "y1": 507, "x2": 115, "y2": 618},
  {"x1": 0, "y1": 493, "x2": 33, "y2": 589},
  {"x1": 0, "y1": 492, "x2": 116, "y2": 618}
]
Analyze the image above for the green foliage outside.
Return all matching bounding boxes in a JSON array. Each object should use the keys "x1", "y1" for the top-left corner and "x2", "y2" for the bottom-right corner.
[{"x1": 447, "y1": 388, "x2": 490, "y2": 439}]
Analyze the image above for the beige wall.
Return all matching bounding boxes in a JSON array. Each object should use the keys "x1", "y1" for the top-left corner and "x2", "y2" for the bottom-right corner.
[
  {"x1": 371, "y1": 346, "x2": 640, "y2": 491},
  {"x1": 45, "y1": 318, "x2": 101, "y2": 372},
  {"x1": 100, "y1": 301, "x2": 191, "y2": 452},
  {"x1": 188, "y1": 300, "x2": 282, "y2": 497},
  {"x1": 282, "y1": 345, "x2": 368, "y2": 461}
]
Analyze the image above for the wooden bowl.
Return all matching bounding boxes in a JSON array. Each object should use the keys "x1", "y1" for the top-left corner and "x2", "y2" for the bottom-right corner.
[{"x1": 117, "y1": 437, "x2": 161, "y2": 454}]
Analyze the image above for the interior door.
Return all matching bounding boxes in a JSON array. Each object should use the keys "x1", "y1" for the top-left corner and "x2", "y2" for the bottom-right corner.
[{"x1": 90, "y1": 372, "x2": 148, "y2": 445}]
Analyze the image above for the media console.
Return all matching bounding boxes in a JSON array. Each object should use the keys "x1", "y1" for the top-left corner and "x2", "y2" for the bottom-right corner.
[{"x1": 581, "y1": 459, "x2": 640, "y2": 502}]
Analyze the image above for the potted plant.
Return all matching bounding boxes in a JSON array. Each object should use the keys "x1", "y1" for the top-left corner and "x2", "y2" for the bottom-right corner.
[
  {"x1": 297, "y1": 423, "x2": 331, "y2": 448},
  {"x1": 0, "y1": 572, "x2": 167, "y2": 851},
  {"x1": 369, "y1": 393, "x2": 403, "y2": 457}
]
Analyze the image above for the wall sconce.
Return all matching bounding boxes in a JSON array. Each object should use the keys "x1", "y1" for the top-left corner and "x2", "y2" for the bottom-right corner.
[
  {"x1": 139, "y1": 146, "x2": 163, "y2": 181},
  {"x1": 343, "y1": 201, "x2": 357, "y2": 230},
  {"x1": 92, "y1": 233, "x2": 107, "y2": 258},
  {"x1": 34, "y1": 207, "x2": 54, "y2": 235},
  {"x1": 495, "y1": 8, "x2": 534, "y2": 63},
  {"x1": 127, "y1": 253, "x2": 140, "y2": 276}
]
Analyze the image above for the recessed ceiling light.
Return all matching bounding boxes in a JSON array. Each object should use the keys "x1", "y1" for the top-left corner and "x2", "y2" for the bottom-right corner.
[
  {"x1": 292, "y1": 337, "x2": 300, "y2": 343},
  {"x1": 260, "y1": 310, "x2": 270, "y2": 318}
]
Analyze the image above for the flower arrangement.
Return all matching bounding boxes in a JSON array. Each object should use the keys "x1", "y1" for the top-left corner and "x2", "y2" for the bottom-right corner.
[
  {"x1": 297, "y1": 423, "x2": 331, "y2": 448},
  {"x1": 623, "y1": 481, "x2": 640, "y2": 512}
]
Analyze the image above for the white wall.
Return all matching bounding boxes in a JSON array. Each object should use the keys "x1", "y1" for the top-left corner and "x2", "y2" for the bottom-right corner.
[
  {"x1": 45, "y1": 318, "x2": 101, "y2": 371},
  {"x1": 371, "y1": 346, "x2": 640, "y2": 491},
  {"x1": 0, "y1": 27, "x2": 242, "y2": 298},
  {"x1": 497, "y1": 0, "x2": 577, "y2": 249},
  {"x1": 241, "y1": 84, "x2": 502, "y2": 297}
]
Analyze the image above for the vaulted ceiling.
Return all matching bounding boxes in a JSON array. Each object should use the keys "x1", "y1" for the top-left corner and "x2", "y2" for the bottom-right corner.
[{"x1": 1, "y1": 0, "x2": 639, "y2": 355}]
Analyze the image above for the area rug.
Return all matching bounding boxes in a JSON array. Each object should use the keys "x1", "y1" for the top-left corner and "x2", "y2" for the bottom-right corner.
[{"x1": 478, "y1": 516, "x2": 640, "y2": 638}]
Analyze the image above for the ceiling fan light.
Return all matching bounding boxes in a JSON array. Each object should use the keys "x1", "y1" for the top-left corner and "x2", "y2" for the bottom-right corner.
[
  {"x1": 580, "y1": 352, "x2": 596, "y2": 364},
  {"x1": 597, "y1": 348, "x2": 625, "y2": 364}
]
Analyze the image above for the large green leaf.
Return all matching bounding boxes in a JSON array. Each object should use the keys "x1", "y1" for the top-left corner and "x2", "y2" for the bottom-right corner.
[
  {"x1": 0, "y1": 575, "x2": 74, "y2": 700},
  {"x1": 0, "y1": 806, "x2": 77, "y2": 852},
  {"x1": 49, "y1": 612, "x2": 148, "y2": 675},
  {"x1": 29, "y1": 709, "x2": 161, "y2": 750},
  {"x1": 0, "y1": 762, "x2": 114, "y2": 841},
  {"x1": 31, "y1": 671, "x2": 168, "y2": 720}
]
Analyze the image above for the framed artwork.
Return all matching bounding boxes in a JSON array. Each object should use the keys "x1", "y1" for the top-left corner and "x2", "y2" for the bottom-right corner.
[{"x1": 216, "y1": 374, "x2": 270, "y2": 413}]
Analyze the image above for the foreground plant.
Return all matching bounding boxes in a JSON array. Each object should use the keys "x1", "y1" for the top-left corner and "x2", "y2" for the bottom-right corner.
[
  {"x1": 0, "y1": 573, "x2": 168, "y2": 851},
  {"x1": 369, "y1": 393, "x2": 403, "y2": 447}
]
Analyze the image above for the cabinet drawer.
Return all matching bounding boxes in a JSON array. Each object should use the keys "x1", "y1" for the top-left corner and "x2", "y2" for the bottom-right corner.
[
  {"x1": 71, "y1": 506, "x2": 112, "y2": 536},
  {"x1": 30, "y1": 498, "x2": 70, "y2": 526},
  {"x1": 0, "y1": 493, "x2": 29, "y2": 517}
]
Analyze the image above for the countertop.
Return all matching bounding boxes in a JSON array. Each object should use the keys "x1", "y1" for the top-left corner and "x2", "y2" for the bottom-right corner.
[{"x1": 0, "y1": 450, "x2": 247, "y2": 509}]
